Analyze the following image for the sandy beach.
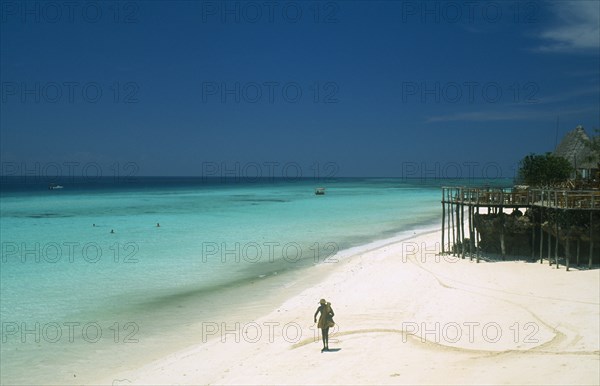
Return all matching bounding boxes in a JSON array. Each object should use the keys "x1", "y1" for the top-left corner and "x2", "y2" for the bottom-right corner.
[{"x1": 106, "y1": 228, "x2": 600, "y2": 385}]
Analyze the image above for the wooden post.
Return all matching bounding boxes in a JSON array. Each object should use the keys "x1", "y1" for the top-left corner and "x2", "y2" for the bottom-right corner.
[
  {"x1": 565, "y1": 213, "x2": 570, "y2": 271},
  {"x1": 500, "y1": 215, "x2": 506, "y2": 260},
  {"x1": 539, "y1": 205, "x2": 544, "y2": 264},
  {"x1": 476, "y1": 206, "x2": 480, "y2": 263},
  {"x1": 454, "y1": 199, "x2": 458, "y2": 253},
  {"x1": 555, "y1": 215, "x2": 559, "y2": 269},
  {"x1": 451, "y1": 192, "x2": 456, "y2": 256},
  {"x1": 461, "y1": 203, "x2": 466, "y2": 259},
  {"x1": 590, "y1": 210, "x2": 594, "y2": 269},
  {"x1": 548, "y1": 222, "x2": 552, "y2": 266},
  {"x1": 469, "y1": 206, "x2": 475, "y2": 261},
  {"x1": 473, "y1": 190, "x2": 479, "y2": 262},
  {"x1": 531, "y1": 207, "x2": 536, "y2": 261},
  {"x1": 447, "y1": 191, "x2": 452, "y2": 257},
  {"x1": 455, "y1": 191, "x2": 460, "y2": 255},
  {"x1": 441, "y1": 189, "x2": 445, "y2": 254},
  {"x1": 457, "y1": 202, "x2": 461, "y2": 258},
  {"x1": 500, "y1": 191, "x2": 505, "y2": 260}
]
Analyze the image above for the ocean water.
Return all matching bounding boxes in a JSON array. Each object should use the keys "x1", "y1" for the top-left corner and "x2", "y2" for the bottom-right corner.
[{"x1": 0, "y1": 177, "x2": 509, "y2": 384}]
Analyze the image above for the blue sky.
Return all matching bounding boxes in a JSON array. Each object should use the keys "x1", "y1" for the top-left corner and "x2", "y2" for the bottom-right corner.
[{"x1": 1, "y1": 0, "x2": 599, "y2": 178}]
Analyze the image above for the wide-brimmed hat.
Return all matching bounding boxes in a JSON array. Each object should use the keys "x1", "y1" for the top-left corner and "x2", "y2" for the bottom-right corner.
[{"x1": 319, "y1": 299, "x2": 326, "y2": 304}]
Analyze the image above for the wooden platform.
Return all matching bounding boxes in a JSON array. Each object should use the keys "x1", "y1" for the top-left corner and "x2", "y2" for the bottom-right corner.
[{"x1": 440, "y1": 187, "x2": 599, "y2": 270}]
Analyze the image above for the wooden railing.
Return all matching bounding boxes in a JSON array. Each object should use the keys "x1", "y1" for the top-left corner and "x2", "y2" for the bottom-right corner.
[
  {"x1": 529, "y1": 189, "x2": 599, "y2": 210},
  {"x1": 442, "y1": 187, "x2": 599, "y2": 210}
]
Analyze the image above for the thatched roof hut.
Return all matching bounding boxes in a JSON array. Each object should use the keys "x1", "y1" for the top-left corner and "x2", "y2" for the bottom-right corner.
[{"x1": 554, "y1": 125, "x2": 599, "y2": 179}]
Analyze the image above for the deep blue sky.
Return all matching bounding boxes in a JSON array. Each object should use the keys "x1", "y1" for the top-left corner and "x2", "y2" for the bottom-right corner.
[{"x1": 1, "y1": 0, "x2": 599, "y2": 178}]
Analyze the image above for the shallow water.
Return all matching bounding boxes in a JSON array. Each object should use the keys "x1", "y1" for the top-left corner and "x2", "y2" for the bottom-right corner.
[{"x1": 0, "y1": 177, "x2": 509, "y2": 384}]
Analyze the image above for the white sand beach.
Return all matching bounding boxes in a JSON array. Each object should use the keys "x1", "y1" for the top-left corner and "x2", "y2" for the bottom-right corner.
[{"x1": 106, "y1": 228, "x2": 600, "y2": 385}]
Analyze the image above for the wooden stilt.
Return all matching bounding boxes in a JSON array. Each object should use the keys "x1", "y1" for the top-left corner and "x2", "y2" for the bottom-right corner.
[
  {"x1": 447, "y1": 191, "x2": 452, "y2": 256},
  {"x1": 500, "y1": 215, "x2": 506, "y2": 260},
  {"x1": 461, "y1": 203, "x2": 466, "y2": 259},
  {"x1": 500, "y1": 191, "x2": 505, "y2": 260},
  {"x1": 451, "y1": 193, "x2": 456, "y2": 256},
  {"x1": 455, "y1": 192, "x2": 459, "y2": 255},
  {"x1": 531, "y1": 208, "x2": 536, "y2": 261},
  {"x1": 565, "y1": 214, "x2": 570, "y2": 271},
  {"x1": 555, "y1": 215, "x2": 559, "y2": 269},
  {"x1": 441, "y1": 189, "x2": 446, "y2": 255},
  {"x1": 469, "y1": 206, "x2": 474, "y2": 261},
  {"x1": 476, "y1": 206, "x2": 480, "y2": 263},
  {"x1": 539, "y1": 207, "x2": 544, "y2": 264},
  {"x1": 590, "y1": 210, "x2": 594, "y2": 269},
  {"x1": 577, "y1": 239, "x2": 580, "y2": 266},
  {"x1": 548, "y1": 224, "x2": 552, "y2": 266}
]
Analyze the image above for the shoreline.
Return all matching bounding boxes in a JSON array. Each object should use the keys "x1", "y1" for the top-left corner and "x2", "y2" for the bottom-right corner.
[
  {"x1": 0, "y1": 213, "x2": 442, "y2": 385},
  {"x1": 104, "y1": 225, "x2": 600, "y2": 385},
  {"x1": 94, "y1": 224, "x2": 443, "y2": 384}
]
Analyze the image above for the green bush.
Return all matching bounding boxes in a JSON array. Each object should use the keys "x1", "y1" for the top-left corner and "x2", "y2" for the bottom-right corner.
[{"x1": 518, "y1": 153, "x2": 573, "y2": 187}]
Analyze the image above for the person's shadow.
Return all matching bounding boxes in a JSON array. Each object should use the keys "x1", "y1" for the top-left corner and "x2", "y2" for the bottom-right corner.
[{"x1": 324, "y1": 348, "x2": 341, "y2": 352}]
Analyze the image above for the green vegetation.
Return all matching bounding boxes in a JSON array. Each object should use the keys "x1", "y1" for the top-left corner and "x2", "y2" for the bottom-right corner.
[{"x1": 518, "y1": 153, "x2": 573, "y2": 187}]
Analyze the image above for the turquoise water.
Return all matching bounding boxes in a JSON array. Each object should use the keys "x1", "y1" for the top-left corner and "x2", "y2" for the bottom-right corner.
[{"x1": 0, "y1": 177, "x2": 509, "y2": 384}]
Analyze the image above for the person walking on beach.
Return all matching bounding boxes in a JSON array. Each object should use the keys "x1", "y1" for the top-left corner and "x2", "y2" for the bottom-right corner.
[{"x1": 314, "y1": 298, "x2": 335, "y2": 352}]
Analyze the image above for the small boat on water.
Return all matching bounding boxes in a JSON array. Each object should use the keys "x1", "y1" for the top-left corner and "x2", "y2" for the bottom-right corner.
[
  {"x1": 315, "y1": 187, "x2": 325, "y2": 195},
  {"x1": 48, "y1": 183, "x2": 64, "y2": 190}
]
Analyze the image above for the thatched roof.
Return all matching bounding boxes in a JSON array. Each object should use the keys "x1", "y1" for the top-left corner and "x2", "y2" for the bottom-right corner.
[{"x1": 554, "y1": 125, "x2": 598, "y2": 169}]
